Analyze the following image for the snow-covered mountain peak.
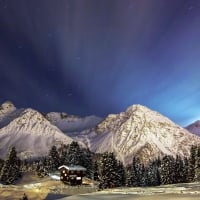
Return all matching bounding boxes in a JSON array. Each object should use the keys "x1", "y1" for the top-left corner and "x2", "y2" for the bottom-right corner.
[
  {"x1": 17, "y1": 108, "x2": 46, "y2": 123},
  {"x1": 79, "y1": 104, "x2": 200, "y2": 165},
  {"x1": 193, "y1": 120, "x2": 200, "y2": 126},
  {"x1": 0, "y1": 101, "x2": 16, "y2": 116},
  {"x1": 126, "y1": 104, "x2": 148, "y2": 113},
  {"x1": 0, "y1": 107, "x2": 73, "y2": 159},
  {"x1": 125, "y1": 104, "x2": 174, "y2": 124},
  {"x1": 1, "y1": 101, "x2": 16, "y2": 110},
  {"x1": 186, "y1": 120, "x2": 200, "y2": 136}
]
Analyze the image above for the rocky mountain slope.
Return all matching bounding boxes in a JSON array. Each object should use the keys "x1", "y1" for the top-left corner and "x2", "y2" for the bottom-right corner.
[
  {"x1": 0, "y1": 102, "x2": 73, "y2": 159},
  {"x1": 186, "y1": 120, "x2": 200, "y2": 136},
  {"x1": 1, "y1": 101, "x2": 200, "y2": 165},
  {"x1": 77, "y1": 105, "x2": 200, "y2": 165}
]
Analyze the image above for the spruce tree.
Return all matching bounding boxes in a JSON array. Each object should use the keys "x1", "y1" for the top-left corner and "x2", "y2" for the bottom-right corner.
[
  {"x1": 0, "y1": 147, "x2": 21, "y2": 184},
  {"x1": 0, "y1": 159, "x2": 4, "y2": 171},
  {"x1": 98, "y1": 152, "x2": 123, "y2": 189},
  {"x1": 126, "y1": 157, "x2": 141, "y2": 187},
  {"x1": 160, "y1": 155, "x2": 175, "y2": 185},
  {"x1": 60, "y1": 144, "x2": 70, "y2": 165},
  {"x1": 182, "y1": 157, "x2": 189, "y2": 183},
  {"x1": 49, "y1": 146, "x2": 60, "y2": 172},
  {"x1": 174, "y1": 155, "x2": 184, "y2": 183},
  {"x1": 117, "y1": 161, "x2": 126, "y2": 186},
  {"x1": 126, "y1": 165, "x2": 136, "y2": 187},
  {"x1": 82, "y1": 148, "x2": 93, "y2": 179},
  {"x1": 36, "y1": 158, "x2": 49, "y2": 177},
  {"x1": 188, "y1": 145, "x2": 197, "y2": 182},
  {"x1": 133, "y1": 157, "x2": 144, "y2": 186},
  {"x1": 67, "y1": 141, "x2": 83, "y2": 166},
  {"x1": 146, "y1": 159, "x2": 161, "y2": 186},
  {"x1": 93, "y1": 160, "x2": 99, "y2": 181},
  {"x1": 194, "y1": 146, "x2": 200, "y2": 182}
]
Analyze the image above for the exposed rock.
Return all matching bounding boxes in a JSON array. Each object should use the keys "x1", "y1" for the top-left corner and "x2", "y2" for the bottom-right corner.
[{"x1": 77, "y1": 105, "x2": 200, "y2": 165}]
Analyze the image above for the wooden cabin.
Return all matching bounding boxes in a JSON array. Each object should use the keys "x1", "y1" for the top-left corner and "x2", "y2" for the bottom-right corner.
[{"x1": 58, "y1": 165, "x2": 86, "y2": 185}]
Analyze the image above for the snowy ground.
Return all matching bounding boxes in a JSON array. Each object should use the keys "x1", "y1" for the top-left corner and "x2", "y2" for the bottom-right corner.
[
  {"x1": 0, "y1": 173, "x2": 200, "y2": 200},
  {"x1": 58, "y1": 182, "x2": 200, "y2": 200},
  {"x1": 0, "y1": 172, "x2": 96, "y2": 200}
]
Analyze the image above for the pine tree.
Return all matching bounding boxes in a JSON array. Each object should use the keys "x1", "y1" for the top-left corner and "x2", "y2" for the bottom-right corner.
[
  {"x1": 36, "y1": 158, "x2": 49, "y2": 177},
  {"x1": 125, "y1": 157, "x2": 141, "y2": 187},
  {"x1": 174, "y1": 155, "x2": 184, "y2": 183},
  {"x1": 188, "y1": 145, "x2": 197, "y2": 182},
  {"x1": 98, "y1": 152, "x2": 124, "y2": 189},
  {"x1": 82, "y1": 148, "x2": 93, "y2": 179},
  {"x1": 92, "y1": 160, "x2": 99, "y2": 181},
  {"x1": 0, "y1": 159, "x2": 4, "y2": 171},
  {"x1": 67, "y1": 141, "x2": 83, "y2": 166},
  {"x1": 160, "y1": 155, "x2": 175, "y2": 185},
  {"x1": 60, "y1": 144, "x2": 70, "y2": 165},
  {"x1": 0, "y1": 147, "x2": 21, "y2": 184},
  {"x1": 133, "y1": 157, "x2": 144, "y2": 186},
  {"x1": 117, "y1": 161, "x2": 126, "y2": 186},
  {"x1": 125, "y1": 166, "x2": 131, "y2": 186},
  {"x1": 182, "y1": 157, "x2": 189, "y2": 183},
  {"x1": 194, "y1": 145, "x2": 200, "y2": 182},
  {"x1": 146, "y1": 159, "x2": 161, "y2": 186},
  {"x1": 48, "y1": 146, "x2": 60, "y2": 172}
]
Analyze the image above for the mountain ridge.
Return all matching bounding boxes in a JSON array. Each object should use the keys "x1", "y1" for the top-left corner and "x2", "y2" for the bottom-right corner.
[
  {"x1": 77, "y1": 104, "x2": 200, "y2": 165},
  {"x1": 186, "y1": 120, "x2": 200, "y2": 136},
  {"x1": 0, "y1": 101, "x2": 199, "y2": 165},
  {"x1": 0, "y1": 104, "x2": 73, "y2": 159}
]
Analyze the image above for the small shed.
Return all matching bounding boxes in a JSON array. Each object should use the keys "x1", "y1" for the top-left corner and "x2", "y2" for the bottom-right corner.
[{"x1": 58, "y1": 165, "x2": 86, "y2": 185}]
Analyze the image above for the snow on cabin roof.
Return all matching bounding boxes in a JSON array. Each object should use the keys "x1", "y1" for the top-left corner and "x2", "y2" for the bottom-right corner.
[{"x1": 58, "y1": 165, "x2": 86, "y2": 171}]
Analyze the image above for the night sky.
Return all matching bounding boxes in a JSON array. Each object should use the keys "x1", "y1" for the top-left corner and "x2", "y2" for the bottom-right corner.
[{"x1": 0, "y1": 0, "x2": 200, "y2": 126}]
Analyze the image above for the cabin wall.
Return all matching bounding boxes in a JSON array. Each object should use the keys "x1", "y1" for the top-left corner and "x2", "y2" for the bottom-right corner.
[{"x1": 59, "y1": 168, "x2": 85, "y2": 185}]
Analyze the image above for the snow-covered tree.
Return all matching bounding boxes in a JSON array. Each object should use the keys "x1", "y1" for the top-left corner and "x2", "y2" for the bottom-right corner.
[
  {"x1": 160, "y1": 155, "x2": 175, "y2": 185},
  {"x1": 66, "y1": 141, "x2": 83, "y2": 166},
  {"x1": 126, "y1": 157, "x2": 141, "y2": 187},
  {"x1": 194, "y1": 146, "x2": 200, "y2": 182},
  {"x1": 82, "y1": 148, "x2": 93, "y2": 179},
  {"x1": 0, "y1": 159, "x2": 4, "y2": 172},
  {"x1": 146, "y1": 159, "x2": 161, "y2": 186},
  {"x1": 48, "y1": 145, "x2": 60, "y2": 172},
  {"x1": 182, "y1": 157, "x2": 189, "y2": 183},
  {"x1": 117, "y1": 161, "x2": 126, "y2": 186},
  {"x1": 174, "y1": 155, "x2": 184, "y2": 183},
  {"x1": 36, "y1": 157, "x2": 49, "y2": 177},
  {"x1": 92, "y1": 160, "x2": 99, "y2": 181},
  {"x1": 188, "y1": 145, "x2": 197, "y2": 182},
  {"x1": 98, "y1": 152, "x2": 125, "y2": 189},
  {"x1": 0, "y1": 147, "x2": 21, "y2": 184},
  {"x1": 60, "y1": 144, "x2": 70, "y2": 165}
]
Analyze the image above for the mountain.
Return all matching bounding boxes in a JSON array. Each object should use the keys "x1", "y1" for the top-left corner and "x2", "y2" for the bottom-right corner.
[
  {"x1": 46, "y1": 112, "x2": 102, "y2": 134},
  {"x1": 77, "y1": 104, "x2": 200, "y2": 165},
  {"x1": 1, "y1": 101, "x2": 200, "y2": 165},
  {"x1": 0, "y1": 102, "x2": 73, "y2": 159},
  {"x1": 186, "y1": 120, "x2": 200, "y2": 136}
]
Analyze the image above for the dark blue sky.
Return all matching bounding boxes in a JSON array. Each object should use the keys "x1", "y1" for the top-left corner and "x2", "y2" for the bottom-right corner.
[{"x1": 0, "y1": 0, "x2": 200, "y2": 126}]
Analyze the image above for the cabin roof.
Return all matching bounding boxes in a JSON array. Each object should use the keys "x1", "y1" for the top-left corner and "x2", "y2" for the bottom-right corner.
[{"x1": 58, "y1": 165, "x2": 86, "y2": 171}]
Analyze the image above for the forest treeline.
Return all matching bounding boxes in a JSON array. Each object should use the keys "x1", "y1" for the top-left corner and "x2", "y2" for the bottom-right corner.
[{"x1": 0, "y1": 142, "x2": 200, "y2": 189}]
